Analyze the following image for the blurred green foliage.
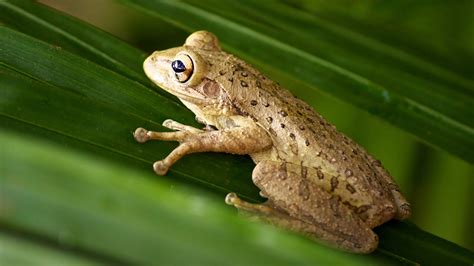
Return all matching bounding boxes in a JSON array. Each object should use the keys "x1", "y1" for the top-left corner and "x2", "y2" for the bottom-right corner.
[{"x1": 2, "y1": 130, "x2": 409, "y2": 265}]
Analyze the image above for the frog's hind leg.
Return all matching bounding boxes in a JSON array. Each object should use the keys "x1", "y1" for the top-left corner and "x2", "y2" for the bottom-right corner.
[
  {"x1": 225, "y1": 193, "x2": 328, "y2": 235},
  {"x1": 227, "y1": 161, "x2": 379, "y2": 253},
  {"x1": 369, "y1": 158, "x2": 411, "y2": 220}
]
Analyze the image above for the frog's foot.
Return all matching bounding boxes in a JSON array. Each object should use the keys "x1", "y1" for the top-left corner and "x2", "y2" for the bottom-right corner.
[
  {"x1": 153, "y1": 161, "x2": 169, "y2": 175},
  {"x1": 225, "y1": 193, "x2": 277, "y2": 216},
  {"x1": 136, "y1": 126, "x2": 272, "y2": 176},
  {"x1": 370, "y1": 159, "x2": 411, "y2": 220},
  {"x1": 162, "y1": 119, "x2": 204, "y2": 134},
  {"x1": 388, "y1": 189, "x2": 411, "y2": 220},
  {"x1": 133, "y1": 126, "x2": 196, "y2": 175},
  {"x1": 151, "y1": 141, "x2": 197, "y2": 175},
  {"x1": 134, "y1": 127, "x2": 150, "y2": 143}
]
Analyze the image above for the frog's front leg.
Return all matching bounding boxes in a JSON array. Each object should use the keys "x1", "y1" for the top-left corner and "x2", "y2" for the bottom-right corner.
[
  {"x1": 134, "y1": 123, "x2": 272, "y2": 175},
  {"x1": 134, "y1": 119, "x2": 204, "y2": 144},
  {"x1": 228, "y1": 161, "x2": 378, "y2": 253}
]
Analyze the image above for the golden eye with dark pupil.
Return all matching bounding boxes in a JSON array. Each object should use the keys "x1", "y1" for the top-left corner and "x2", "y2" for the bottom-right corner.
[{"x1": 172, "y1": 54, "x2": 194, "y2": 83}]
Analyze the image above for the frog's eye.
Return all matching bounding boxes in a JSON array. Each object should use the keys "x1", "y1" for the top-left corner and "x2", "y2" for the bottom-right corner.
[{"x1": 171, "y1": 54, "x2": 194, "y2": 83}]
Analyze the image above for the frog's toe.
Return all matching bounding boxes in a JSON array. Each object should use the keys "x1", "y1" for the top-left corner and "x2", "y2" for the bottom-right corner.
[
  {"x1": 153, "y1": 161, "x2": 169, "y2": 175},
  {"x1": 162, "y1": 119, "x2": 175, "y2": 129},
  {"x1": 225, "y1": 192, "x2": 238, "y2": 205},
  {"x1": 396, "y1": 203, "x2": 412, "y2": 220},
  {"x1": 134, "y1": 127, "x2": 149, "y2": 143},
  {"x1": 162, "y1": 119, "x2": 203, "y2": 133}
]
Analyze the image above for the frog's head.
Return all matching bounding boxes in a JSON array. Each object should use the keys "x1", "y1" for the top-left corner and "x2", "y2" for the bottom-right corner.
[{"x1": 144, "y1": 31, "x2": 233, "y2": 121}]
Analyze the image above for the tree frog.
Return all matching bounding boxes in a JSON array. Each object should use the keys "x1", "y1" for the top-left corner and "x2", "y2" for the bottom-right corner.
[{"x1": 134, "y1": 31, "x2": 411, "y2": 253}]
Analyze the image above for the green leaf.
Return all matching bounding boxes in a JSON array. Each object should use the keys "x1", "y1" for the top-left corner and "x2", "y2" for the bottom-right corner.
[
  {"x1": 0, "y1": 232, "x2": 104, "y2": 265},
  {"x1": 121, "y1": 0, "x2": 474, "y2": 163},
  {"x1": 0, "y1": 0, "x2": 148, "y2": 86},
  {"x1": 0, "y1": 130, "x2": 408, "y2": 265},
  {"x1": 1, "y1": 1, "x2": 473, "y2": 265}
]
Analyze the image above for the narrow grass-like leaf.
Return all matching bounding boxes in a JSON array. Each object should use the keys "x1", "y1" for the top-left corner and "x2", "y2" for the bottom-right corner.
[{"x1": 122, "y1": 0, "x2": 474, "y2": 162}]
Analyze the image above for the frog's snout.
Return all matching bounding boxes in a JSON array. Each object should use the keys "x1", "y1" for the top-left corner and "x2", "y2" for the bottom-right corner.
[
  {"x1": 142, "y1": 54, "x2": 155, "y2": 77},
  {"x1": 143, "y1": 53, "x2": 170, "y2": 86}
]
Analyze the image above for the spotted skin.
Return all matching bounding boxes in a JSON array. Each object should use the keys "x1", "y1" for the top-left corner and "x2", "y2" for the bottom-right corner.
[{"x1": 134, "y1": 31, "x2": 411, "y2": 253}]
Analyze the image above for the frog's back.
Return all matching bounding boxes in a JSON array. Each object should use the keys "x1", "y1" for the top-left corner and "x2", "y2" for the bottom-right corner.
[
  {"x1": 218, "y1": 56, "x2": 400, "y2": 226},
  {"x1": 220, "y1": 56, "x2": 365, "y2": 173}
]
